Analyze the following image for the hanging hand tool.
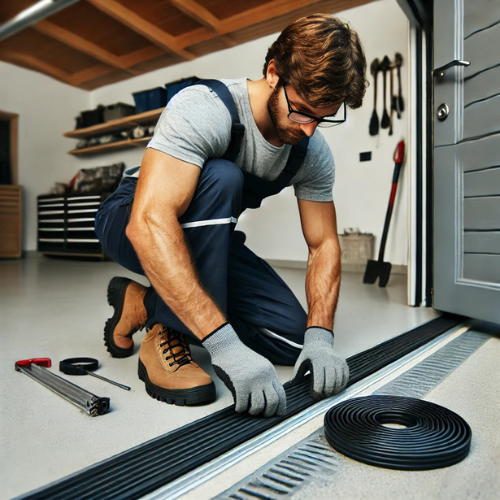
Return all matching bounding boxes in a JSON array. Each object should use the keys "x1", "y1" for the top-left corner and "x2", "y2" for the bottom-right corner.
[
  {"x1": 363, "y1": 140, "x2": 405, "y2": 287},
  {"x1": 389, "y1": 62, "x2": 396, "y2": 135},
  {"x1": 369, "y1": 58, "x2": 380, "y2": 136},
  {"x1": 395, "y1": 52, "x2": 404, "y2": 114},
  {"x1": 15, "y1": 358, "x2": 110, "y2": 416},
  {"x1": 380, "y1": 56, "x2": 391, "y2": 129},
  {"x1": 60, "y1": 357, "x2": 130, "y2": 391}
]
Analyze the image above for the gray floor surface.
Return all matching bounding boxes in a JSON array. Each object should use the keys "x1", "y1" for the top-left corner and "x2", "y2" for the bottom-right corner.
[{"x1": 0, "y1": 253, "x2": 438, "y2": 499}]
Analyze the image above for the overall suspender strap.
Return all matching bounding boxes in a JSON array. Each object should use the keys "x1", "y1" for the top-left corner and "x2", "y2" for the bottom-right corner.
[
  {"x1": 241, "y1": 136, "x2": 310, "y2": 201},
  {"x1": 195, "y1": 79, "x2": 245, "y2": 163},
  {"x1": 194, "y1": 80, "x2": 310, "y2": 209},
  {"x1": 279, "y1": 137, "x2": 310, "y2": 185}
]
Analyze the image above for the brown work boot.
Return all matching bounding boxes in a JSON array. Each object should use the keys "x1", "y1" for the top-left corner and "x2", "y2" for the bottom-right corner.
[
  {"x1": 104, "y1": 277, "x2": 148, "y2": 358},
  {"x1": 138, "y1": 324, "x2": 216, "y2": 406}
]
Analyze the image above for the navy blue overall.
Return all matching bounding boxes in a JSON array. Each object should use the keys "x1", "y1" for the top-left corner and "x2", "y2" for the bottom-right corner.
[{"x1": 95, "y1": 81, "x2": 309, "y2": 365}]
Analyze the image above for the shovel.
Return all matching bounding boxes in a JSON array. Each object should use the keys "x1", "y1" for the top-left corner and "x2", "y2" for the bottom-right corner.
[{"x1": 363, "y1": 140, "x2": 405, "y2": 287}]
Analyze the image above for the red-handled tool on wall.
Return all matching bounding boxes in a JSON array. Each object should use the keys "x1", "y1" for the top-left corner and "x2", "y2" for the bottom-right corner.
[{"x1": 363, "y1": 140, "x2": 405, "y2": 287}]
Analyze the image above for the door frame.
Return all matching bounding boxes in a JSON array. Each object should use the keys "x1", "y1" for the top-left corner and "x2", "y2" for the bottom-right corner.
[
  {"x1": 0, "y1": 110, "x2": 19, "y2": 185},
  {"x1": 396, "y1": 0, "x2": 433, "y2": 307}
]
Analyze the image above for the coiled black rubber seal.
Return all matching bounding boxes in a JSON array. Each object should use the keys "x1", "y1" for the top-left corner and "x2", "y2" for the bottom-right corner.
[{"x1": 324, "y1": 395, "x2": 471, "y2": 470}]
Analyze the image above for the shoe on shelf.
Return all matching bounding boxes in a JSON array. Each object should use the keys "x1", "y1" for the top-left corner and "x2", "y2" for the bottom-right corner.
[
  {"x1": 104, "y1": 277, "x2": 148, "y2": 358},
  {"x1": 138, "y1": 324, "x2": 216, "y2": 406}
]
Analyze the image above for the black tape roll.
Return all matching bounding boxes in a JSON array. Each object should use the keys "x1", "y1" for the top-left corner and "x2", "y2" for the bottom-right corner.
[
  {"x1": 59, "y1": 357, "x2": 99, "y2": 375},
  {"x1": 324, "y1": 395, "x2": 471, "y2": 470}
]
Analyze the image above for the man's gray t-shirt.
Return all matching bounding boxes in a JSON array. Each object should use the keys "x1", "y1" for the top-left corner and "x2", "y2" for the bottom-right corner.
[{"x1": 144, "y1": 78, "x2": 335, "y2": 202}]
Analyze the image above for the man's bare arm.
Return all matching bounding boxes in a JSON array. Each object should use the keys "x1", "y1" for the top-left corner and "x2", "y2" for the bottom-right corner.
[
  {"x1": 293, "y1": 198, "x2": 348, "y2": 398},
  {"x1": 126, "y1": 148, "x2": 226, "y2": 340},
  {"x1": 298, "y1": 199, "x2": 341, "y2": 330}
]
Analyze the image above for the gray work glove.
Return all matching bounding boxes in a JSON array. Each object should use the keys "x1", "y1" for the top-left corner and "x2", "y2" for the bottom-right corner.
[
  {"x1": 292, "y1": 327, "x2": 349, "y2": 399},
  {"x1": 203, "y1": 323, "x2": 287, "y2": 417}
]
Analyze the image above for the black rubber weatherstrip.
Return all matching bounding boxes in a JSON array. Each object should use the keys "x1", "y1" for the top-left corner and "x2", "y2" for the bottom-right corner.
[
  {"x1": 18, "y1": 315, "x2": 462, "y2": 500},
  {"x1": 324, "y1": 395, "x2": 472, "y2": 470}
]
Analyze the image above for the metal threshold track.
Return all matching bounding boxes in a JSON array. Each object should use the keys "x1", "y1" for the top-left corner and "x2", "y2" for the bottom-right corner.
[{"x1": 17, "y1": 315, "x2": 463, "y2": 500}]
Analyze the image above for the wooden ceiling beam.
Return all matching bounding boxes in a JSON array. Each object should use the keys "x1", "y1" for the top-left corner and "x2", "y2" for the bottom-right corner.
[
  {"x1": 218, "y1": 0, "x2": 321, "y2": 34},
  {"x1": 175, "y1": 26, "x2": 216, "y2": 49},
  {"x1": 170, "y1": 1, "x2": 237, "y2": 49},
  {"x1": 33, "y1": 20, "x2": 138, "y2": 74},
  {"x1": 87, "y1": 0, "x2": 195, "y2": 61},
  {"x1": 72, "y1": 64, "x2": 117, "y2": 85},
  {"x1": 0, "y1": 49, "x2": 77, "y2": 86},
  {"x1": 174, "y1": 0, "x2": 322, "y2": 48},
  {"x1": 220, "y1": 35, "x2": 237, "y2": 48},
  {"x1": 119, "y1": 46, "x2": 165, "y2": 68},
  {"x1": 171, "y1": 0, "x2": 222, "y2": 33}
]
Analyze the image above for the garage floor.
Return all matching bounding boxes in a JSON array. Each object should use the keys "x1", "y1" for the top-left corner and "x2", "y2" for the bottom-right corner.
[{"x1": 1, "y1": 253, "x2": 441, "y2": 499}]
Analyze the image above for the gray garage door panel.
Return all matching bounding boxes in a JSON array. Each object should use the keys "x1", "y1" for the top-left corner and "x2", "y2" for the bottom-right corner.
[
  {"x1": 461, "y1": 134, "x2": 500, "y2": 172},
  {"x1": 464, "y1": 254, "x2": 500, "y2": 282},
  {"x1": 464, "y1": 197, "x2": 500, "y2": 230},
  {"x1": 464, "y1": 167, "x2": 500, "y2": 197},
  {"x1": 464, "y1": 66, "x2": 500, "y2": 107},
  {"x1": 434, "y1": 0, "x2": 500, "y2": 324},
  {"x1": 464, "y1": 232, "x2": 500, "y2": 254},
  {"x1": 465, "y1": 0, "x2": 500, "y2": 38},
  {"x1": 464, "y1": 23, "x2": 500, "y2": 77},
  {"x1": 463, "y1": 94, "x2": 500, "y2": 139}
]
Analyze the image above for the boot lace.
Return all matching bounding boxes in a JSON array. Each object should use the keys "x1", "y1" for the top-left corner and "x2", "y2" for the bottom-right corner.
[{"x1": 158, "y1": 327, "x2": 192, "y2": 368}]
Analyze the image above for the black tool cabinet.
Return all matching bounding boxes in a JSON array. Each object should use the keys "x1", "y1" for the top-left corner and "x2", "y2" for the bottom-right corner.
[{"x1": 37, "y1": 193, "x2": 107, "y2": 258}]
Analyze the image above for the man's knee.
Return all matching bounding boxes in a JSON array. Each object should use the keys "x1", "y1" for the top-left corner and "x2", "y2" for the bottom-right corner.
[{"x1": 95, "y1": 182, "x2": 143, "y2": 275}]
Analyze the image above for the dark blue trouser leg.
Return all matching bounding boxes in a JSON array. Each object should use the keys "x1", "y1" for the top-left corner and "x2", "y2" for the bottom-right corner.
[
  {"x1": 95, "y1": 159, "x2": 306, "y2": 365},
  {"x1": 227, "y1": 237, "x2": 307, "y2": 365}
]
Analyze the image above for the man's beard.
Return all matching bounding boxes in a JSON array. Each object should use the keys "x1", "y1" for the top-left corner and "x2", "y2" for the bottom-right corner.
[{"x1": 267, "y1": 85, "x2": 306, "y2": 145}]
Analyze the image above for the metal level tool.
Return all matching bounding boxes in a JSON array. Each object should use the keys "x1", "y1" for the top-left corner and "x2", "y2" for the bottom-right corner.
[{"x1": 15, "y1": 358, "x2": 110, "y2": 417}]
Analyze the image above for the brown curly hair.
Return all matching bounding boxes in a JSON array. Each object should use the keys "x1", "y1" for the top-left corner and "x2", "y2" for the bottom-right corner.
[{"x1": 263, "y1": 14, "x2": 367, "y2": 109}]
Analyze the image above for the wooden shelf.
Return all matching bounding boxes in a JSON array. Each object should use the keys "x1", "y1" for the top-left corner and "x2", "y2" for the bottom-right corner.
[
  {"x1": 64, "y1": 108, "x2": 162, "y2": 155},
  {"x1": 64, "y1": 108, "x2": 164, "y2": 139},
  {"x1": 68, "y1": 137, "x2": 153, "y2": 156}
]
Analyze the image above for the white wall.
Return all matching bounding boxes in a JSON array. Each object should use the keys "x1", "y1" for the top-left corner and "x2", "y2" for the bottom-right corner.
[
  {"x1": 2, "y1": 0, "x2": 409, "y2": 262},
  {"x1": 330, "y1": 0, "x2": 409, "y2": 266},
  {"x1": 0, "y1": 62, "x2": 89, "y2": 251}
]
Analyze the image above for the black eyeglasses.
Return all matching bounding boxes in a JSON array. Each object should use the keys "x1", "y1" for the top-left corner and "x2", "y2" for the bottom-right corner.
[{"x1": 283, "y1": 85, "x2": 346, "y2": 128}]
